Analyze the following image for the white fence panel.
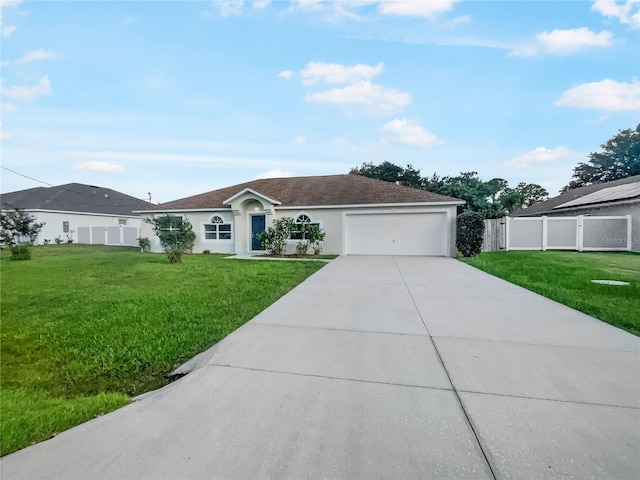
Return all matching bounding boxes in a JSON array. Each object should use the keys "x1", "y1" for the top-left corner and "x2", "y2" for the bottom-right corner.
[
  {"x1": 76, "y1": 225, "x2": 140, "y2": 247},
  {"x1": 503, "y1": 215, "x2": 631, "y2": 252}
]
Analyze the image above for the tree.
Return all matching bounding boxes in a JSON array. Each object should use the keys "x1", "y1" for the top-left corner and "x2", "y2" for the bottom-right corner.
[
  {"x1": 350, "y1": 161, "x2": 424, "y2": 189},
  {"x1": 145, "y1": 214, "x2": 196, "y2": 264},
  {"x1": 0, "y1": 208, "x2": 44, "y2": 260},
  {"x1": 563, "y1": 124, "x2": 640, "y2": 191}
]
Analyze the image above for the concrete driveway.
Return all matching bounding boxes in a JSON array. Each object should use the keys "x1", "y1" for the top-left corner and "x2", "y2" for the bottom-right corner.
[{"x1": 2, "y1": 256, "x2": 639, "y2": 479}]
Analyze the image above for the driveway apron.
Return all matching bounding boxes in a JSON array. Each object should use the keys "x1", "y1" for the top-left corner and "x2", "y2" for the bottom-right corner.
[{"x1": 1, "y1": 256, "x2": 638, "y2": 479}]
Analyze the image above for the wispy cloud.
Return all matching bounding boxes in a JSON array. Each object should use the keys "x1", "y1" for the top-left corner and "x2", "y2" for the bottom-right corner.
[
  {"x1": 306, "y1": 80, "x2": 411, "y2": 115},
  {"x1": 0, "y1": 75, "x2": 52, "y2": 102},
  {"x1": 592, "y1": 0, "x2": 640, "y2": 29},
  {"x1": 278, "y1": 70, "x2": 294, "y2": 79},
  {"x1": 292, "y1": 135, "x2": 306, "y2": 145},
  {"x1": 74, "y1": 160, "x2": 126, "y2": 173},
  {"x1": 504, "y1": 146, "x2": 572, "y2": 169},
  {"x1": 378, "y1": 0, "x2": 460, "y2": 19},
  {"x1": 1, "y1": 25, "x2": 17, "y2": 37},
  {"x1": 510, "y1": 28, "x2": 614, "y2": 57},
  {"x1": 253, "y1": 0, "x2": 271, "y2": 9},
  {"x1": 0, "y1": 0, "x2": 23, "y2": 8},
  {"x1": 213, "y1": 0, "x2": 244, "y2": 17},
  {"x1": 300, "y1": 61, "x2": 383, "y2": 85},
  {"x1": 442, "y1": 14, "x2": 470, "y2": 29},
  {"x1": 11, "y1": 48, "x2": 60, "y2": 65},
  {"x1": 555, "y1": 78, "x2": 640, "y2": 111},
  {"x1": 1, "y1": 103, "x2": 18, "y2": 112},
  {"x1": 381, "y1": 118, "x2": 441, "y2": 148}
]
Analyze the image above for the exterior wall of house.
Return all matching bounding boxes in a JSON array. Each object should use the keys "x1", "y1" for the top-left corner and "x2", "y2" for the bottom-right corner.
[
  {"x1": 139, "y1": 202, "x2": 459, "y2": 256},
  {"x1": 28, "y1": 210, "x2": 142, "y2": 245}
]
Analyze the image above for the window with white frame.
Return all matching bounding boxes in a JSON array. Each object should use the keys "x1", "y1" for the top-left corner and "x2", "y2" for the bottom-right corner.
[
  {"x1": 291, "y1": 213, "x2": 321, "y2": 240},
  {"x1": 118, "y1": 219, "x2": 128, "y2": 226},
  {"x1": 204, "y1": 215, "x2": 232, "y2": 240}
]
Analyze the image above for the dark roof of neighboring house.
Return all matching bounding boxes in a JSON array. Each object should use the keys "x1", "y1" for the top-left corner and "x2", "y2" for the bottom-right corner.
[
  {"x1": 145, "y1": 174, "x2": 462, "y2": 211},
  {"x1": 0, "y1": 183, "x2": 151, "y2": 216},
  {"x1": 511, "y1": 175, "x2": 640, "y2": 217}
]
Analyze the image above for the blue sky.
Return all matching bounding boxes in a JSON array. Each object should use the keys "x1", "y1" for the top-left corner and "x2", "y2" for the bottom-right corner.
[{"x1": 1, "y1": 0, "x2": 639, "y2": 203}]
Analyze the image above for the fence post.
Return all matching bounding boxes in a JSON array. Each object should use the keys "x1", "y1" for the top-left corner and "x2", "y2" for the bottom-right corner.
[
  {"x1": 505, "y1": 216, "x2": 510, "y2": 251},
  {"x1": 542, "y1": 216, "x2": 548, "y2": 251},
  {"x1": 577, "y1": 216, "x2": 584, "y2": 252},
  {"x1": 627, "y1": 215, "x2": 632, "y2": 252},
  {"x1": 120, "y1": 225, "x2": 124, "y2": 246}
]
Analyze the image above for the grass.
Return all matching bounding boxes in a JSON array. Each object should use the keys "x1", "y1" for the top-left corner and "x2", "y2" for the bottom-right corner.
[
  {"x1": 463, "y1": 251, "x2": 640, "y2": 336},
  {"x1": 0, "y1": 244, "x2": 326, "y2": 455}
]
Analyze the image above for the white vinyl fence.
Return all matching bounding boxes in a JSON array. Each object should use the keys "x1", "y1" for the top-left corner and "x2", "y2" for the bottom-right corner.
[
  {"x1": 483, "y1": 215, "x2": 632, "y2": 252},
  {"x1": 77, "y1": 226, "x2": 140, "y2": 247}
]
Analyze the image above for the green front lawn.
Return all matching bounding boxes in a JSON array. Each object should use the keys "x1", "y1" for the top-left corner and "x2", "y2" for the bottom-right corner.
[
  {"x1": 463, "y1": 251, "x2": 640, "y2": 336},
  {"x1": 0, "y1": 245, "x2": 326, "y2": 455}
]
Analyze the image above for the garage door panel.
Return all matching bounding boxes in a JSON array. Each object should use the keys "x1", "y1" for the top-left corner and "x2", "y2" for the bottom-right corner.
[{"x1": 346, "y1": 213, "x2": 447, "y2": 256}]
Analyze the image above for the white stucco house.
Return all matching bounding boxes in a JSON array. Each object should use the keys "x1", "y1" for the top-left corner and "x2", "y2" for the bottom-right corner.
[
  {"x1": 136, "y1": 174, "x2": 464, "y2": 257},
  {"x1": 1, "y1": 183, "x2": 151, "y2": 246}
]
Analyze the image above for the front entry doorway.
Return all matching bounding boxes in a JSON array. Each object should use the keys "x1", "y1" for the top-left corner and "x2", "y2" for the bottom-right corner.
[{"x1": 251, "y1": 215, "x2": 266, "y2": 251}]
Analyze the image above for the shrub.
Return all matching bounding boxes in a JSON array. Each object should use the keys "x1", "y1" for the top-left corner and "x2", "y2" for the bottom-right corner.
[
  {"x1": 43, "y1": 239, "x2": 51, "y2": 245},
  {"x1": 259, "y1": 217, "x2": 295, "y2": 256},
  {"x1": 54, "y1": 237, "x2": 63, "y2": 245},
  {"x1": 456, "y1": 210, "x2": 485, "y2": 257},
  {"x1": 0, "y1": 208, "x2": 44, "y2": 261},
  {"x1": 137, "y1": 237, "x2": 151, "y2": 252},
  {"x1": 145, "y1": 215, "x2": 196, "y2": 264},
  {"x1": 10, "y1": 246, "x2": 31, "y2": 261}
]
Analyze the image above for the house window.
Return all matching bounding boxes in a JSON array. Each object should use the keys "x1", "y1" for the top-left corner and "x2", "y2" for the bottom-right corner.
[
  {"x1": 291, "y1": 214, "x2": 320, "y2": 240},
  {"x1": 118, "y1": 219, "x2": 127, "y2": 226},
  {"x1": 204, "y1": 215, "x2": 232, "y2": 240},
  {"x1": 63, "y1": 221, "x2": 70, "y2": 233}
]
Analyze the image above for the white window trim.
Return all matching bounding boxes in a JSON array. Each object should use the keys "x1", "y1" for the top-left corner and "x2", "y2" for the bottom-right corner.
[
  {"x1": 202, "y1": 215, "x2": 233, "y2": 242},
  {"x1": 288, "y1": 212, "x2": 323, "y2": 243}
]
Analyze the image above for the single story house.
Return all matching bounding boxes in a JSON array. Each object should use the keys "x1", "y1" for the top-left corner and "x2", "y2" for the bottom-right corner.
[
  {"x1": 511, "y1": 175, "x2": 639, "y2": 252},
  {"x1": 1, "y1": 183, "x2": 150, "y2": 245},
  {"x1": 136, "y1": 174, "x2": 464, "y2": 256}
]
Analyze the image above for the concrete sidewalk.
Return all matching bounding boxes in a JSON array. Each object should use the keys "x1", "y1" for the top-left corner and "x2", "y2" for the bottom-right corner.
[{"x1": 2, "y1": 256, "x2": 638, "y2": 479}]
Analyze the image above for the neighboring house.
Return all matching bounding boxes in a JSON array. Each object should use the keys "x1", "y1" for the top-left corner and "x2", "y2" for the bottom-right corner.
[
  {"x1": 511, "y1": 175, "x2": 639, "y2": 252},
  {"x1": 136, "y1": 174, "x2": 464, "y2": 257},
  {"x1": 1, "y1": 183, "x2": 150, "y2": 245}
]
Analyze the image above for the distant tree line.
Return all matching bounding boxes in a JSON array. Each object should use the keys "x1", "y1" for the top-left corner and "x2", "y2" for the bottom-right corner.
[
  {"x1": 349, "y1": 124, "x2": 640, "y2": 218},
  {"x1": 349, "y1": 162, "x2": 548, "y2": 218}
]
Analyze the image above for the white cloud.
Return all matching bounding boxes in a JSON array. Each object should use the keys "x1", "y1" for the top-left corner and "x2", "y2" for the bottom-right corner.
[
  {"x1": 213, "y1": 0, "x2": 244, "y2": 16},
  {"x1": 0, "y1": 0, "x2": 23, "y2": 7},
  {"x1": 1, "y1": 103, "x2": 17, "y2": 112},
  {"x1": 278, "y1": 70, "x2": 294, "y2": 79},
  {"x1": 74, "y1": 161, "x2": 126, "y2": 173},
  {"x1": 255, "y1": 169, "x2": 294, "y2": 179},
  {"x1": 591, "y1": 0, "x2": 640, "y2": 29},
  {"x1": 0, "y1": 123, "x2": 11, "y2": 140},
  {"x1": 442, "y1": 14, "x2": 470, "y2": 28},
  {"x1": 555, "y1": 78, "x2": 640, "y2": 111},
  {"x1": 1, "y1": 25, "x2": 17, "y2": 37},
  {"x1": 12, "y1": 49, "x2": 60, "y2": 65},
  {"x1": 511, "y1": 28, "x2": 614, "y2": 57},
  {"x1": 306, "y1": 80, "x2": 411, "y2": 115},
  {"x1": 378, "y1": 0, "x2": 460, "y2": 18},
  {"x1": 504, "y1": 146, "x2": 572, "y2": 169},
  {"x1": 380, "y1": 118, "x2": 441, "y2": 148},
  {"x1": 253, "y1": 0, "x2": 271, "y2": 8},
  {"x1": 0, "y1": 75, "x2": 52, "y2": 102},
  {"x1": 292, "y1": 135, "x2": 306, "y2": 145},
  {"x1": 290, "y1": 0, "x2": 324, "y2": 12},
  {"x1": 300, "y1": 61, "x2": 384, "y2": 85}
]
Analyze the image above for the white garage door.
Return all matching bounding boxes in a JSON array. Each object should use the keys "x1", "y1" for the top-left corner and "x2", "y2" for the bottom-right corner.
[{"x1": 345, "y1": 212, "x2": 448, "y2": 256}]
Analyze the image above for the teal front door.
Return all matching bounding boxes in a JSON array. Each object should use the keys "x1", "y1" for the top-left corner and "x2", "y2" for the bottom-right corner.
[{"x1": 251, "y1": 215, "x2": 266, "y2": 250}]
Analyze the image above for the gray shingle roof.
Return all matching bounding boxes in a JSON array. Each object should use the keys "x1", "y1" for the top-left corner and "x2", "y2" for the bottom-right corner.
[
  {"x1": 1, "y1": 183, "x2": 151, "y2": 216},
  {"x1": 144, "y1": 174, "x2": 462, "y2": 210},
  {"x1": 511, "y1": 175, "x2": 640, "y2": 216}
]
